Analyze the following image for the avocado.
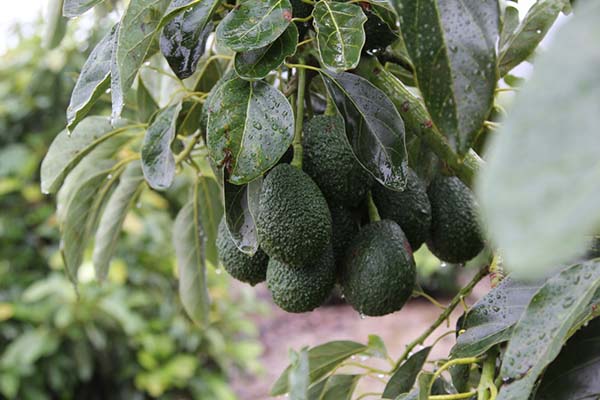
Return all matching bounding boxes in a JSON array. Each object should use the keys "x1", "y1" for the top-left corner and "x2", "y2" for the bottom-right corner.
[
  {"x1": 267, "y1": 246, "x2": 336, "y2": 313},
  {"x1": 363, "y1": 8, "x2": 398, "y2": 53},
  {"x1": 257, "y1": 164, "x2": 332, "y2": 266},
  {"x1": 427, "y1": 176, "x2": 484, "y2": 264},
  {"x1": 341, "y1": 220, "x2": 416, "y2": 316},
  {"x1": 372, "y1": 168, "x2": 431, "y2": 250},
  {"x1": 303, "y1": 115, "x2": 373, "y2": 207},
  {"x1": 330, "y1": 205, "x2": 359, "y2": 267},
  {"x1": 216, "y1": 219, "x2": 268, "y2": 285}
]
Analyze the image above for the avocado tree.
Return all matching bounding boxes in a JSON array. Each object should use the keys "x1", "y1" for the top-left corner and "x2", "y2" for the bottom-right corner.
[{"x1": 42, "y1": 0, "x2": 600, "y2": 398}]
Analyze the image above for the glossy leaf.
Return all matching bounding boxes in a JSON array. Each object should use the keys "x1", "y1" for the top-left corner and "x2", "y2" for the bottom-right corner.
[
  {"x1": 534, "y1": 318, "x2": 600, "y2": 400},
  {"x1": 383, "y1": 347, "x2": 431, "y2": 398},
  {"x1": 111, "y1": 0, "x2": 170, "y2": 120},
  {"x1": 216, "y1": 0, "x2": 292, "y2": 52},
  {"x1": 206, "y1": 77, "x2": 294, "y2": 184},
  {"x1": 41, "y1": 117, "x2": 136, "y2": 194},
  {"x1": 271, "y1": 341, "x2": 367, "y2": 396},
  {"x1": 222, "y1": 176, "x2": 262, "y2": 255},
  {"x1": 392, "y1": 0, "x2": 500, "y2": 155},
  {"x1": 136, "y1": 77, "x2": 159, "y2": 123},
  {"x1": 320, "y1": 71, "x2": 407, "y2": 190},
  {"x1": 67, "y1": 24, "x2": 117, "y2": 132},
  {"x1": 63, "y1": 0, "x2": 103, "y2": 17},
  {"x1": 497, "y1": 261, "x2": 600, "y2": 400},
  {"x1": 498, "y1": 0, "x2": 568, "y2": 76},
  {"x1": 92, "y1": 161, "x2": 144, "y2": 281},
  {"x1": 289, "y1": 349, "x2": 310, "y2": 400},
  {"x1": 160, "y1": 0, "x2": 219, "y2": 79},
  {"x1": 477, "y1": 2, "x2": 600, "y2": 277},
  {"x1": 234, "y1": 23, "x2": 298, "y2": 80},
  {"x1": 312, "y1": 1, "x2": 366, "y2": 72},
  {"x1": 141, "y1": 103, "x2": 182, "y2": 190},
  {"x1": 173, "y1": 182, "x2": 210, "y2": 327},
  {"x1": 195, "y1": 176, "x2": 223, "y2": 267},
  {"x1": 451, "y1": 278, "x2": 543, "y2": 358}
]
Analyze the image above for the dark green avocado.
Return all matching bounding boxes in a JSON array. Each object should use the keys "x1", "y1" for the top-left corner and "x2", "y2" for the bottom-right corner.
[
  {"x1": 216, "y1": 219, "x2": 268, "y2": 286},
  {"x1": 427, "y1": 176, "x2": 484, "y2": 264},
  {"x1": 372, "y1": 168, "x2": 432, "y2": 250},
  {"x1": 341, "y1": 220, "x2": 416, "y2": 316},
  {"x1": 330, "y1": 205, "x2": 359, "y2": 267},
  {"x1": 257, "y1": 164, "x2": 332, "y2": 266}
]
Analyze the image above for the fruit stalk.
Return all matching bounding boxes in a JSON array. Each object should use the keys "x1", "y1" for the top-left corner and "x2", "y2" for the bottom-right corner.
[
  {"x1": 291, "y1": 59, "x2": 307, "y2": 169},
  {"x1": 366, "y1": 191, "x2": 381, "y2": 222}
]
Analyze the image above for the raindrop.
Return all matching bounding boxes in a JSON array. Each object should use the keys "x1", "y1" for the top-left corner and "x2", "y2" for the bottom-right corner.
[
  {"x1": 359, "y1": 355, "x2": 370, "y2": 361},
  {"x1": 359, "y1": 313, "x2": 366, "y2": 320},
  {"x1": 136, "y1": 202, "x2": 142, "y2": 209},
  {"x1": 440, "y1": 262, "x2": 448, "y2": 269},
  {"x1": 377, "y1": 374, "x2": 385, "y2": 379},
  {"x1": 216, "y1": 268, "x2": 222, "y2": 275},
  {"x1": 107, "y1": 174, "x2": 113, "y2": 180},
  {"x1": 536, "y1": 29, "x2": 542, "y2": 34}
]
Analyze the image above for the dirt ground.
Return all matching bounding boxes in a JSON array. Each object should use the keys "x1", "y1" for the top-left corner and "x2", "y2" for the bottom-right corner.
[{"x1": 231, "y1": 274, "x2": 491, "y2": 400}]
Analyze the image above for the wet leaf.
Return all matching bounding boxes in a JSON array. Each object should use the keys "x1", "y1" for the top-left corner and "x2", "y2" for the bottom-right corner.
[
  {"x1": 195, "y1": 176, "x2": 223, "y2": 266},
  {"x1": 63, "y1": 0, "x2": 103, "y2": 17},
  {"x1": 234, "y1": 23, "x2": 298, "y2": 80},
  {"x1": 497, "y1": 261, "x2": 600, "y2": 400},
  {"x1": 477, "y1": 2, "x2": 600, "y2": 277},
  {"x1": 391, "y1": 0, "x2": 500, "y2": 155},
  {"x1": 160, "y1": 0, "x2": 219, "y2": 79},
  {"x1": 206, "y1": 77, "x2": 294, "y2": 184},
  {"x1": 271, "y1": 341, "x2": 367, "y2": 396},
  {"x1": 222, "y1": 175, "x2": 262, "y2": 255},
  {"x1": 312, "y1": 1, "x2": 366, "y2": 72},
  {"x1": 216, "y1": 0, "x2": 292, "y2": 52},
  {"x1": 66, "y1": 24, "x2": 117, "y2": 131},
  {"x1": 320, "y1": 71, "x2": 407, "y2": 190},
  {"x1": 93, "y1": 161, "x2": 145, "y2": 281},
  {"x1": 141, "y1": 103, "x2": 182, "y2": 190},
  {"x1": 136, "y1": 76, "x2": 159, "y2": 122},
  {"x1": 383, "y1": 347, "x2": 431, "y2": 398}
]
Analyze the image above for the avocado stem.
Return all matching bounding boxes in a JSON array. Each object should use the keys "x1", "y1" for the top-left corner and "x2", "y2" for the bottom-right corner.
[
  {"x1": 291, "y1": 59, "x2": 307, "y2": 169},
  {"x1": 367, "y1": 191, "x2": 381, "y2": 222}
]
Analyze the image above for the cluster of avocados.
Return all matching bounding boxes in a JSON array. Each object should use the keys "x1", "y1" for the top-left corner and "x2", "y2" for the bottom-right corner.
[{"x1": 216, "y1": 113, "x2": 485, "y2": 316}]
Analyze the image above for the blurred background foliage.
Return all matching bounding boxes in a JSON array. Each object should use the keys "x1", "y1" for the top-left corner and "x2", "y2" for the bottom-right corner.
[{"x1": 0, "y1": 13, "x2": 266, "y2": 400}]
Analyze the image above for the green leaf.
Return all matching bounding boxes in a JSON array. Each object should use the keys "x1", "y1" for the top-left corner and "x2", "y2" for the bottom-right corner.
[
  {"x1": 392, "y1": 0, "x2": 500, "y2": 155},
  {"x1": 534, "y1": 318, "x2": 600, "y2": 400},
  {"x1": 451, "y1": 278, "x2": 544, "y2": 358},
  {"x1": 222, "y1": 175, "x2": 262, "y2": 255},
  {"x1": 63, "y1": 0, "x2": 103, "y2": 17},
  {"x1": 498, "y1": 0, "x2": 568, "y2": 76},
  {"x1": 92, "y1": 161, "x2": 144, "y2": 281},
  {"x1": 41, "y1": 117, "x2": 137, "y2": 194},
  {"x1": 141, "y1": 103, "x2": 182, "y2": 190},
  {"x1": 383, "y1": 347, "x2": 431, "y2": 399},
  {"x1": 173, "y1": 180, "x2": 210, "y2": 327},
  {"x1": 66, "y1": 24, "x2": 117, "y2": 132},
  {"x1": 417, "y1": 372, "x2": 435, "y2": 400},
  {"x1": 289, "y1": 349, "x2": 310, "y2": 400},
  {"x1": 160, "y1": 0, "x2": 219, "y2": 79},
  {"x1": 111, "y1": 0, "x2": 171, "y2": 120},
  {"x1": 365, "y1": 334, "x2": 388, "y2": 359},
  {"x1": 44, "y1": 0, "x2": 67, "y2": 49},
  {"x1": 234, "y1": 23, "x2": 298, "y2": 80},
  {"x1": 195, "y1": 176, "x2": 223, "y2": 267},
  {"x1": 499, "y1": 3, "x2": 520, "y2": 50},
  {"x1": 318, "y1": 375, "x2": 361, "y2": 400},
  {"x1": 206, "y1": 77, "x2": 294, "y2": 184},
  {"x1": 497, "y1": 261, "x2": 600, "y2": 400},
  {"x1": 216, "y1": 0, "x2": 292, "y2": 52},
  {"x1": 320, "y1": 71, "x2": 407, "y2": 190},
  {"x1": 477, "y1": 2, "x2": 600, "y2": 277},
  {"x1": 312, "y1": 1, "x2": 366, "y2": 72},
  {"x1": 136, "y1": 76, "x2": 159, "y2": 123},
  {"x1": 271, "y1": 340, "x2": 367, "y2": 396}
]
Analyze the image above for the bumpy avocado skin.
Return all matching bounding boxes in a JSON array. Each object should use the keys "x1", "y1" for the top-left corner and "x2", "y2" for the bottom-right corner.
[
  {"x1": 267, "y1": 246, "x2": 336, "y2": 313},
  {"x1": 372, "y1": 168, "x2": 432, "y2": 251},
  {"x1": 330, "y1": 205, "x2": 359, "y2": 267},
  {"x1": 303, "y1": 115, "x2": 373, "y2": 207},
  {"x1": 341, "y1": 220, "x2": 416, "y2": 316},
  {"x1": 427, "y1": 176, "x2": 484, "y2": 264},
  {"x1": 257, "y1": 164, "x2": 332, "y2": 266},
  {"x1": 217, "y1": 219, "x2": 268, "y2": 286}
]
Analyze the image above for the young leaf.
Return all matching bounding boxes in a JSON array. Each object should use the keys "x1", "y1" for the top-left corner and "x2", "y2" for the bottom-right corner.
[
  {"x1": 312, "y1": 1, "x2": 367, "y2": 72},
  {"x1": 195, "y1": 176, "x2": 223, "y2": 266},
  {"x1": 41, "y1": 117, "x2": 137, "y2": 194},
  {"x1": 93, "y1": 161, "x2": 145, "y2": 281},
  {"x1": 289, "y1": 349, "x2": 310, "y2": 400},
  {"x1": 498, "y1": 0, "x2": 568, "y2": 76},
  {"x1": 271, "y1": 341, "x2": 367, "y2": 396},
  {"x1": 477, "y1": 2, "x2": 600, "y2": 277},
  {"x1": 62, "y1": 0, "x2": 103, "y2": 18},
  {"x1": 160, "y1": 0, "x2": 219, "y2": 79},
  {"x1": 497, "y1": 261, "x2": 600, "y2": 400},
  {"x1": 206, "y1": 77, "x2": 294, "y2": 184},
  {"x1": 66, "y1": 24, "x2": 117, "y2": 132},
  {"x1": 320, "y1": 71, "x2": 407, "y2": 190},
  {"x1": 222, "y1": 176, "x2": 262, "y2": 255},
  {"x1": 141, "y1": 103, "x2": 182, "y2": 191},
  {"x1": 383, "y1": 347, "x2": 431, "y2": 399},
  {"x1": 451, "y1": 278, "x2": 544, "y2": 358},
  {"x1": 111, "y1": 0, "x2": 171, "y2": 121},
  {"x1": 173, "y1": 181, "x2": 210, "y2": 327},
  {"x1": 392, "y1": 0, "x2": 500, "y2": 155},
  {"x1": 216, "y1": 0, "x2": 292, "y2": 52},
  {"x1": 534, "y1": 318, "x2": 600, "y2": 400},
  {"x1": 234, "y1": 23, "x2": 298, "y2": 80},
  {"x1": 136, "y1": 77, "x2": 159, "y2": 123}
]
